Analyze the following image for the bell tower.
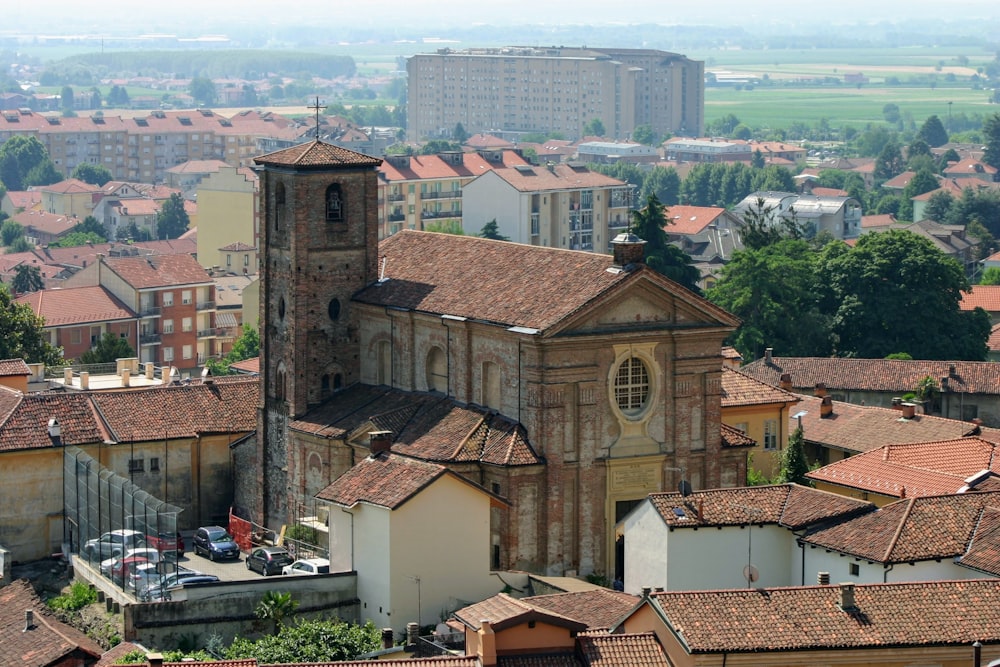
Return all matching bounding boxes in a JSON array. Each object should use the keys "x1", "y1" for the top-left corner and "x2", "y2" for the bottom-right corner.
[{"x1": 253, "y1": 140, "x2": 382, "y2": 526}]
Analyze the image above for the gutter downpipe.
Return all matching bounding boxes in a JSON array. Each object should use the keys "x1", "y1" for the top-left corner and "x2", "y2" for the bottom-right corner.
[{"x1": 884, "y1": 562, "x2": 894, "y2": 583}]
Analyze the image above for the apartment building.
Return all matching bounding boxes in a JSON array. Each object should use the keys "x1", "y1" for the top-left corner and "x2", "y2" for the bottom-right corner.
[
  {"x1": 194, "y1": 166, "x2": 258, "y2": 268},
  {"x1": 377, "y1": 149, "x2": 529, "y2": 238},
  {"x1": 64, "y1": 253, "x2": 217, "y2": 372},
  {"x1": 407, "y1": 46, "x2": 703, "y2": 141},
  {"x1": 461, "y1": 162, "x2": 635, "y2": 252},
  {"x1": 0, "y1": 108, "x2": 301, "y2": 184}
]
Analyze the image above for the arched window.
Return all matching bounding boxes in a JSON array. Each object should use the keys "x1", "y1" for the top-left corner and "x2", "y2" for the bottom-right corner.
[
  {"x1": 426, "y1": 346, "x2": 447, "y2": 393},
  {"x1": 333, "y1": 373, "x2": 343, "y2": 390},
  {"x1": 275, "y1": 362, "x2": 287, "y2": 402},
  {"x1": 614, "y1": 357, "x2": 650, "y2": 416},
  {"x1": 325, "y1": 184, "x2": 344, "y2": 224},
  {"x1": 274, "y1": 182, "x2": 285, "y2": 231}
]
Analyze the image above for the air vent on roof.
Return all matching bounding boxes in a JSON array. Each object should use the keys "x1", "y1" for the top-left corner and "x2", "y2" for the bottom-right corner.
[
  {"x1": 178, "y1": 117, "x2": 192, "y2": 125},
  {"x1": 46, "y1": 117, "x2": 60, "y2": 125}
]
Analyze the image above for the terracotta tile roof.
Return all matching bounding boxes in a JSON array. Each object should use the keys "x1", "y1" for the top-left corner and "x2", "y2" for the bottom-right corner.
[
  {"x1": 990, "y1": 323, "x2": 1000, "y2": 352},
  {"x1": 464, "y1": 133, "x2": 515, "y2": 149},
  {"x1": 452, "y1": 592, "x2": 587, "y2": 633},
  {"x1": 810, "y1": 186, "x2": 849, "y2": 197},
  {"x1": 525, "y1": 589, "x2": 640, "y2": 631},
  {"x1": 783, "y1": 394, "x2": 991, "y2": 455},
  {"x1": 943, "y1": 158, "x2": 998, "y2": 177},
  {"x1": 254, "y1": 139, "x2": 382, "y2": 169},
  {"x1": 803, "y1": 491, "x2": 1000, "y2": 565},
  {"x1": 113, "y1": 199, "x2": 161, "y2": 216},
  {"x1": 356, "y1": 231, "x2": 737, "y2": 334},
  {"x1": 16, "y1": 285, "x2": 135, "y2": 326},
  {"x1": 39, "y1": 178, "x2": 102, "y2": 195},
  {"x1": 12, "y1": 209, "x2": 78, "y2": 237},
  {"x1": 166, "y1": 159, "x2": 231, "y2": 174},
  {"x1": 379, "y1": 150, "x2": 528, "y2": 182},
  {"x1": 646, "y1": 579, "x2": 1000, "y2": 653},
  {"x1": 94, "y1": 641, "x2": 145, "y2": 666},
  {"x1": 958, "y1": 506, "x2": 1000, "y2": 575},
  {"x1": 646, "y1": 483, "x2": 873, "y2": 530},
  {"x1": 315, "y1": 452, "x2": 450, "y2": 509},
  {"x1": 741, "y1": 355, "x2": 1000, "y2": 397},
  {"x1": 291, "y1": 385, "x2": 542, "y2": 467},
  {"x1": 0, "y1": 390, "x2": 112, "y2": 452},
  {"x1": 0, "y1": 579, "x2": 103, "y2": 665},
  {"x1": 281, "y1": 659, "x2": 478, "y2": 667},
  {"x1": 881, "y1": 170, "x2": 917, "y2": 189},
  {"x1": 90, "y1": 378, "x2": 257, "y2": 442},
  {"x1": 4, "y1": 190, "x2": 42, "y2": 210},
  {"x1": 577, "y1": 632, "x2": 669, "y2": 667},
  {"x1": 662, "y1": 205, "x2": 725, "y2": 235},
  {"x1": 960, "y1": 285, "x2": 1000, "y2": 312},
  {"x1": 721, "y1": 367, "x2": 798, "y2": 408},
  {"x1": 497, "y1": 656, "x2": 578, "y2": 667},
  {"x1": 486, "y1": 162, "x2": 625, "y2": 193},
  {"x1": 720, "y1": 422, "x2": 756, "y2": 448},
  {"x1": 807, "y1": 437, "x2": 1000, "y2": 498},
  {"x1": 103, "y1": 253, "x2": 212, "y2": 290},
  {"x1": 219, "y1": 241, "x2": 256, "y2": 252},
  {"x1": 229, "y1": 357, "x2": 260, "y2": 374},
  {"x1": 0, "y1": 358, "x2": 31, "y2": 377},
  {"x1": 861, "y1": 213, "x2": 897, "y2": 228}
]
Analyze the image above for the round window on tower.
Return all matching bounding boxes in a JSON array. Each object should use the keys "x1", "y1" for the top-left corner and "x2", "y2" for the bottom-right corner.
[
  {"x1": 328, "y1": 298, "x2": 341, "y2": 321},
  {"x1": 613, "y1": 357, "x2": 650, "y2": 418}
]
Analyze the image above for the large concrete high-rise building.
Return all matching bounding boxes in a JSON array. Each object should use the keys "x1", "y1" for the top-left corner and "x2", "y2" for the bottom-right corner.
[{"x1": 407, "y1": 46, "x2": 703, "y2": 141}]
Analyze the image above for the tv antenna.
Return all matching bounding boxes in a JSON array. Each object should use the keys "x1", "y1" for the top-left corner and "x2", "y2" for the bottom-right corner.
[{"x1": 307, "y1": 96, "x2": 326, "y2": 139}]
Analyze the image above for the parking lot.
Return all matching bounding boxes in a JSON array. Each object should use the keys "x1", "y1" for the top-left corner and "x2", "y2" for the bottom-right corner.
[{"x1": 171, "y1": 550, "x2": 250, "y2": 581}]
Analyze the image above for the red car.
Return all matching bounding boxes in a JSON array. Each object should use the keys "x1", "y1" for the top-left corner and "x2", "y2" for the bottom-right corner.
[
  {"x1": 110, "y1": 556, "x2": 150, "y2": 583},
  {"x1": 145, "y1": 532, "x2": 185, "y2": 559}
]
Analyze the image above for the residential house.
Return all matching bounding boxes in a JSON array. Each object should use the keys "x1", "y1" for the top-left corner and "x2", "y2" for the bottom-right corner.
[
  {"x1": 661, "y1": 205, "x2": 745, "y2": 289},
  {"x1": 461, "y1": 162, "x2": 635, "y2": 251},
  {"x1": 251, "y1": 139, "x2": 746, "y2": 579},
  {"x1": 0, "y1": 377, "x2": 256, "y2": 560},
  {"x1": 807, "y1": 437, "x2": 1000, "y2": 506},
  {"x1": 212, "y1": 271, "x2": 255, "y2": 357},
  {"x1": 617, "y1": 580, "x2": 1000, "y2": 667},
  {"x1": 748, "y1": 140, "x2": 807, "y2": 162},
  {"x1": 316, "y1": 442, "x2": 504, "y2": 633},
  {"x1": 16, "y1": 285, "x2": 138, "y2": 361},
  {"x1": 63, "y1": 253, "x2": 216, "y2": 372},
  {"x1": 215, "y1": 242, "x2": 257, "y2": 277},
  {"x1": 38, "y1": 178, "x2": 101, "y2": 219},
  {"x1": 165, "y1": 159, "x2": 232, "y2": 192},
  {"x1": 943, "y1": 158, "x2": 998, "y2": 182},
  {"x1": 861, "y1": 218, "x2": 978, "y2": 273},
  {"x1": 734, "y1": 191, "x2": 862, "y2": 240},
  {"x1": 576, "y1": 141, "x2": 660, "y2": 164},
  {"x1": 960, "y1": 285, "x2": 1000, "y2": 325},
  {"x1": 801, "y1": 491, "x2": 1000, "y2": 582},
  {"x1": 720, "y1": 368, "x2": 799, "y2": 477},
  {"x1": 0, "y1": 358, "x2": 31, "y2": 393},
  {"x1": 741, "y1": 352, "x2": 1000, "y2": 426},
  {"x1": 194, "y1": 166, "x2": 258, "y2": 269},
  {"x1": 912, "y1": 178, "x2": 1000, "y2": 222},
  {"x1": 0, "y1": 189, "x2": 41, "y2": 217},
  {"x1": 620, "y1": 484, "x2": 873, "y2": 593},
  {"x1": 664, "y1": 138, "x2": 750, "y2": 163},
  {"x1": 12, "y1": 209, "x2": 78, "y2": 246},
  {"x1": 377, "y1": 149, "x2": 528, "y2": 238},
  {"x1": 0, "y1": 579, "x2": 103, "y2": 665}
]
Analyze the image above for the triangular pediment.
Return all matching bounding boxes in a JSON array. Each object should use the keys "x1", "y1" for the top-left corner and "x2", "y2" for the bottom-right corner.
[{"x1": 548, "y1": 270, "x2": 739, "y2": 337}]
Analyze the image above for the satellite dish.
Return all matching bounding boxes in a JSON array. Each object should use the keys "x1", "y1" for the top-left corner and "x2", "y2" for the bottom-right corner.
[
  {"x1": 678, "y1": 479, "x2": 693, "y2": 497},
  {"x1": 743, "y1": 564, "x2": 759, "y2": 583}
]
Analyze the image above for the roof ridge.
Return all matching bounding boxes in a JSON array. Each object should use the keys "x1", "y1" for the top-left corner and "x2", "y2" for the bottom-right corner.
[
  {"x1": 884, "y1": 498, "x2": 916, "y2": 562},
  {"x1": 452, "y1": 412, "x2": 488, "y2": 460}
]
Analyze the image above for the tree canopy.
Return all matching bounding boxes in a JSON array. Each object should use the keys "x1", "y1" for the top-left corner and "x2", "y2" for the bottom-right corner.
[
  {"x1": 0, "y1": 135, "x2": 59, "y2": 192},
  {"x1": 156, "y1": 193, "x2": 190, "y2": 240},
  {"x1": 629, "y1": 194, "x2": 701, "y2": 293},
  {"x1": 12, "y1": 264, "x2": 43, "y2": 295},
  {"x1": 984, "y1": 112, "x2": 1000, "y2": 170},
  {"x1": 205, "y1": 323, "x2": 259, "y2": 376},
  {"x1": 225, "y1": 619, "x2": 380, "y2": 663},
  {"x1": 71, "y1": 163, "x2": 113, "y2": 186},
  {"x1": 79, "y1": 331, "x2": 135, "y2": 364},
  {"x1": 0, "y1": 286, "x2": 62, "y2": 365},
  {"x1": 478, "y1": 219, "x2": 509, "y2": 241},
  {"x1": 917, "y1": 115, "x2": 949, "y2": 148}
]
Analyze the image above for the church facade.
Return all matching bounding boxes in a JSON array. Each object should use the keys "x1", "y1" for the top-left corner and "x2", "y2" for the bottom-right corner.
[{"x1": 251, "y1": 140, "x2": 748, "y2": 577}]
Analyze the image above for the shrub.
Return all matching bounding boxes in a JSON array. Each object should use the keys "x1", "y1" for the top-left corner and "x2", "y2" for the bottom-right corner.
[{"x1": 47, "y1": 582, "x2": 97, "y2": 611}]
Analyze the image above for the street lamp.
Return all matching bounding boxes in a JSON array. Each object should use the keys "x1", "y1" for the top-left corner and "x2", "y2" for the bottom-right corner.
[{"x1": 48, "y1": 418, "x2": 66, "y2": 550}]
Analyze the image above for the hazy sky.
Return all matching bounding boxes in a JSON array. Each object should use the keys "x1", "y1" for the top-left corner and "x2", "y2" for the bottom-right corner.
[{"x1": 7, "y1": 0, "x2": 1000, "y2": 35}]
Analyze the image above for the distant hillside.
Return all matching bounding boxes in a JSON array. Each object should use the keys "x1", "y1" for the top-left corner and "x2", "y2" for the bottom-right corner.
[{"x1": 48, "y1": 50, "x2": 355, "y2": 80}]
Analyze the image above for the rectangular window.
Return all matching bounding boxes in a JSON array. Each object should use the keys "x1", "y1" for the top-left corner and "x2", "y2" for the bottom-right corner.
[
  {"x1": 163, "y1": 347, "x2": 174, "y2": 362},
  {"x1": 734, "y1": 422, "x2": 749, "y2": 434},
  {"x1": 162, "y1": 292, "x2": 174, "y2": 307},
  {"x1": 71, "y1": 329, "x2": 82, "y2": 344},
  {"x1": 226, "y1": 254, "x2": 232, "y2": 267},
  {"x1": 181, "y1": 290, "x2": 192, "y2": 305},
  {"x1": 849, "y1": 562, "x2": 860, "y2": 576},
  {"x1": 244, "y1": 255, "x2": 250, "y2": 266},
  {"x1": 182, "y1": 317, "x2": 192, "y2": 332},
  {"x1": 149, "y1": 457, "x2": 160, "y2": 472},
  {"x1": 128, "y1": 459, "x2": 144, "y2": 473},
  {"x1": 763, "y1": 419, "x2": 778, "y2": 450},
  {"x1": 163, "y1": 319, "x2": 174, "y2": 334},
  {"x1": 182, "y1": 345, "x2": 192, "y2": 359}
]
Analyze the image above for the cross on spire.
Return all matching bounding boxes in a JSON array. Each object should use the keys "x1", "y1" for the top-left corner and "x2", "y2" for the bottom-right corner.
[{"x1": 308, "y1": 95, "x2": 326, "y2": 139}]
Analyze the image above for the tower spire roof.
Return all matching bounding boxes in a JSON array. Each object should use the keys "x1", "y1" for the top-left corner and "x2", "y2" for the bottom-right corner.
[{"x1": 254, "y1": 139, "x2": 382, "y2": 169}]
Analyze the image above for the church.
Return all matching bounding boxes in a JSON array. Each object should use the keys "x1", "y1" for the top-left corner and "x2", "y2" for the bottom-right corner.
[{"x1": 244, "y1": 139, "x2": 747, "y2": 578}]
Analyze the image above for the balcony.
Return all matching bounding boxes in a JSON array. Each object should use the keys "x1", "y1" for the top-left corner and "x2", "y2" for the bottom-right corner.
[
  {"x1": 387, "y1": 193, "x2": 405, "y2": 202},
  {"x1": 421, "y1": 210, "x2": 461, "y2": 220},
  {"x1": 139, "y1": 306, "x2": 161, "y2": 318},
  {"x1": 198, "y1": 328, "x2": 222, "y2": 339},
  {"x1": 139, "y1": 333, "x2": 162, "y2": 345},
  {"x1": 421, "y1": 191, "x2": 461, "y2": 200},
  {"x1": 196, "y1": 300, "x2": 216, "y2": 311},
  {"x1": 388, "y1": 213, "x2": 405, "y2": 222}
]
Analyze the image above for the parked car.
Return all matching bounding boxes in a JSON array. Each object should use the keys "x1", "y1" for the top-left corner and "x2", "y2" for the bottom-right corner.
[
  {"x1": 145, "y1": 531, "x2": 185, "y2": 559},
  {"x1": 246, "y1": 546, "x2": 293, "y2": 576},
  {"x1": 139, "y1": 571, "x2": 218, "y2": 602},
  {"x1": 83, "y1": 530, "x2": 145, "y2": 560},
  {"x1": 192, "y1": 526, "x2": 240, "y2": 561},
  {"x1": 126, "y1": 562, "x2": 162, "y2": 591},
  {"x1": 282, "y1": 557, "x2": 330, "y2": 576},
  {"x1": 99, "y1": 547, "x2": 162, "y2": 576}
]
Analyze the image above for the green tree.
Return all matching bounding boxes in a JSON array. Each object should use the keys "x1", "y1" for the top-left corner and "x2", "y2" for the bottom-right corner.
[
  {"x1": 882, "y1": 103, "x2": 901, "y2": 124},
  {"x1": 938, "y1": 148, "x2": 961, "y2": 170},
  {"x1": 5, "y1": 236, "x2": 32, "y2": 253},
  {"x1": 79, "y1": 331, "x2": 135, "y2": 364},
  {"x1": 453, "y1": 122, "x2": 468, "y2": 143},
  {"x1": 25, "y1": 160, "x2": 63, "y2": 188},
  {"x1": 12, "y1": 264, "x2": 43, "y2": 295},
  {"x1": 1, "y1": 219, "x2": 23, "y2": 246},
  {"x1": 984, "y1": 113, "x2": 1000, "y2": 170},
  {"x1": 190, "y1": 77, "x2": 217, "y2": 106},
  {"x1": 819, "y1": 229, "x2": 990, "y2": 359},
  {"x1": 640, "y1": 166, "x2": 681, "y2": 206},
  {"x1": 898, "y1": 168, "x2": 939, "y2": 221},
  {"x1": 737, "y1": 197, "x2": 803, "y2": 250},
  {"x1": 255, "y1": 591, "x2": 299, "y2": 635},
  {"x1": 923, "y1": 190, "x2": 954, "y2": 222},
  {"x1": 225, "y1": 618, "x2": 380, "y2": 663},
  {"x1": 583, "y1": 118, "x2": 606, "y2": 137},
  {"x1": 418, "y1": 140, "x2": 461, "y2": 155},
  {"x1": 751, "y1": 149, "x2": 765, "y2": 169},
  {"x1": 631, "y1": 124, "x2": 657, "y2": 146},
  {"x1": 478, "y1": 219, "x2": 509, "y2": 241},
  {"x1": 706, "y1": 239, "x2": 832, "y2": 360},
  {"x1": 0, "y1": 287, "x2": 62, "y2": 364},
  {"x1": 156, "y1": 193, "x2": 190, "y2": 240},
  {"x1": 0, "y1": 135, "x2": 55, "y2": 191},
  {"x1": 778, "y1": 426, "x2": 811, "y2": 486},
  {"x1": 73, "y1": 215, "x2": 108, "y2": 239},
  {"x1": 71, "y1": 163, "x2": 113, "y2": 186},
  {"x1": 629, "y1": 194, "x2": 701, "y2": 293},
  {"x1": 917, "y1": 114, "x2": 949, "y2": 148},
  {"x1": 205, "y1": 323, "x2": 259, "y2": 376},
  {"x1": 60, "y1": 86, "x2": 74, "y2": 111},
  {"x1": 873, "y1": 142, "x2": 904, "y2": 183},
  {"x1": 980, "y1": 266, "x2": 1000, "y2": 285}
]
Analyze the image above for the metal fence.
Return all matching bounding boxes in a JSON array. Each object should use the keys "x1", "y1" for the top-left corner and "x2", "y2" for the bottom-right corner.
[{"x1": 63, "y1": 446, "x2": 182, "y2": 594}]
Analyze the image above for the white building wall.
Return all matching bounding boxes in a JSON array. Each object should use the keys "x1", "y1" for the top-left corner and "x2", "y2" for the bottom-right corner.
[
  {"x1": 327, "y1": 506, "x2": 354, "y2": 573},
  {"x1": 461, "y1": 172, "x2": 527, "y2": 243},
  {"x1": 622, "y1": 502, "x2": 669, "y2": 595},
  {"x1": 802, "y1": 546, "x2": 984, "y2": 585},
  {"x1": 352, "y1": 504, "x2": 393, "y2": 630},
  {"x1": 666, "y1": 524, "x2": 792, "y2": 591}
]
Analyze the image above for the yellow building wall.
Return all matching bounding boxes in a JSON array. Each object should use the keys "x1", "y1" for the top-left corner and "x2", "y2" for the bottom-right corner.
[
  {"x1": 812, "y1": 480, "x2": 896, "y2": 507},
  {"x1": 722, "y1": 403, "x2": 793, "y2": 480},
  {"x1": 195, "y1": 167, "x2": 256, "y2": 269},
  {"x1": 242, "y1": 277, "x2": 260, "y2": 335}
]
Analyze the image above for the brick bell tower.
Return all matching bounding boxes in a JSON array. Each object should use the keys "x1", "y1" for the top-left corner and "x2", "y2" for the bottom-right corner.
[{"x1": 253, "y1": 139, "x2": 382, "y2": 527}]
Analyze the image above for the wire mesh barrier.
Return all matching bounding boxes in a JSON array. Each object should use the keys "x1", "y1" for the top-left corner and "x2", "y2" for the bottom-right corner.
[{"x1": 63, "y1": 446, "x2": 183, "y2": 596}]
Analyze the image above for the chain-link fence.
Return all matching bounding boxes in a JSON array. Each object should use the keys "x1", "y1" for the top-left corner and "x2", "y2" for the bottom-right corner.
[{"x1": 63, "y1": 446, "x2": 182, "y2": 594}]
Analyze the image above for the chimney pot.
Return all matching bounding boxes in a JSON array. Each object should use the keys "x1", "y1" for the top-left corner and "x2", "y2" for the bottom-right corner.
[
  {"x1": 838, "y1": 583, "x2": 856, "y2": 610},
  {"x1": 611, "y1": 233, "x2": 646, "y2": 268},
  {"x1": 817, "y1": 571, "x2": 830, "y2": 585},
  {"x1": 369, "y1": 430, "x2": 393, "y2": 456},
  {"x1": 820, "y1": 395, "x2": 833, "y2": 418},
  {"x1": 764, "y1": 347, "x2": 773, "y2": 364},
  {"x1": 779, "y1": 373, "x2": 792, "y2": 390},
  {"x1": 891, "y1": 397, "x2": 902, "y2": 409},
  {"x1": 641, "y1": 586, "x2": 652, "y2": 598},
  {"x1": 814, "y1": 382, "x2": 827, "y2": 398},
  {"x1": 23, "y1": 609, "x2": 33, "y2": 631},
  {"x1": 382, "y1": 627, "x2": 394, "y2": 650},
  {"x1": 900, "y1": 402, "x2": 916, "y2": 419},
  {"x1": 406, "y1": 621, "x2": 420, "y2": 647},
  {"x1": 147, "y1": 654, "x2": 164, "y2": 667}
]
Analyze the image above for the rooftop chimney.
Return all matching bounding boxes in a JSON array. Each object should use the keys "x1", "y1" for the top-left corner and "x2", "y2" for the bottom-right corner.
[
  {"x1": 147, "y1": 654, "x2": 164, "y2": 667},
  {"x1": 900, "y1": 402, "x2": 916, "y2": 419},
  {"x1": 764, "y1": 347, "x2": 773, "y2": 365},
  {"x1": 201, "y1": 366, "x2": 213, "y2": 385},
  {"x1": 820, "y1": 395, "x2": 833, "y2": 418},
  {"x1": 23, "y1": 610, "x2": 33, "y2": 632},
  {"x1": 611, "y1": 233, "x2": 647, "y2": 269},
  {"x1": 814, "y1": 383, "x2": 827, "y2": 398},
  {"x1": 369, "y1": 430, "x2": 393, "y2": 456},
  {"x1": 890, "y1": 397, "x2": 903, "y2": 410},
  {"x1": 406, "y1": 622, "x2": 420, "y2": 649},
  {"x1": 381, "y1": 627, "x2": 394, "y2": 650},
  {"x1": 779, "y1": 373, "x2": 792, "y2": 390},
  {"x1": 478, "y1": 620, "x2": 497, "y2": 667},
  {"x1": 817, "y1": 572, "x2": 830, "y2": 585},
  {"x1": 838, "y1": 583, "x2": 857, "y2": 611},
  {"x1": 641, "y1": 586, "x2": 652, "y2": 598}
]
